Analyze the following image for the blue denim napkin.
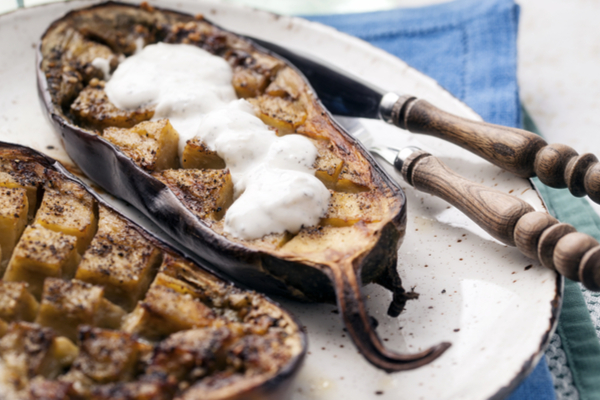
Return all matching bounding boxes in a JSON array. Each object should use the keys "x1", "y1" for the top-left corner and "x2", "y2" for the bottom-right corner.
[{"x1": 306, "y1": 0, "x2": 555, "y2": 398}]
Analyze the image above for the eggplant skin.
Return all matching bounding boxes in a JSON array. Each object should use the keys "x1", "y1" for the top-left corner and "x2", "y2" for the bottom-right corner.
[
  {"x1": 37, "y1": 2, "x2": 407, "y2": 304},
  {"x1": 0, "y1": 142, "x2": 306, "y2": 400}
]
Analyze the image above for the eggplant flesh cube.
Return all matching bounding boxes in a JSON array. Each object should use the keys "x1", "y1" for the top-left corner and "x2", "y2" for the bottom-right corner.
[
  {"x1": 71, "y1": 326, "x2": 140, "y2": 384},
  {"x1": 71, "y1": 84, "x2": 154, "y2": 130},
  {"x1": 0, "y1": 281, "x2": 39, "y2": 323},
  {"x1": 0, "y1": 322, "x2": 61, "y2": 379},
  {"x1": 34, "y1": 278, "x2": 123, "y2": 341},
  {"x1": 148, "y1": 327, "x2": 230, "y2": 380},
  {"x1": 153, "y1": 169, "x2": 233, "y2": 221},
  {"x1": 0, "y1": 186, "x2": 28, "y2": 266},
  {"x1": 248, "y1": 95, "x2": 306, "y2": 135},
  {"x1": 321, "y1": 191, "x2": 383, "y2": 227},
  {"x1": 182, "y1": 138, "x2": 225, "y2": 170},
  {"x1": 75, "y1": 206, "x2": 162, "y2": 312},
  {"x1": 265, "y1": 67, "x2": 302, "y2": 99},
  {"x1": 103, "y1": 119, "x2": 179, "y2": 172},
  {"x1": 0, "y1": 171, "x2": 37, "y2": 220},
  {"x1": 4, "y1": 225, "x2": 80, "y2": 299},
  {"x1": 122, "y1": 283, "x2": 216, "y2": 340},
  {"x1": 232, "y1": 67, "x2": 268, "y2": 99},
  {"x1": 312, "y1": 141, "x2": 344, "y2": 190},
  {"x1": 35, "y1": 278, "x2": 103, "y2": 341},
  {"x1": 154, "y1": 255, "x2": 224, "y2": 303},
  {"x1": 34, "y1": 189, "x2": 97, "y2": 254}
]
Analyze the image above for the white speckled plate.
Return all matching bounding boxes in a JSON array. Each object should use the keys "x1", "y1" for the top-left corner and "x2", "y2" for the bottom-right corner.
[{"x1": 0, "y1": 1, "x2": 560, "y2": 399}]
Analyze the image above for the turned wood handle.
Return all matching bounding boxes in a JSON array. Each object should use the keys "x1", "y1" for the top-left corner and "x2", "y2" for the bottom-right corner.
[
  {"x1": 400, "y1": 150, "x2": 600, "y2": 290},
  {"x1": 392, "y1": 97, "x2": 600, "y2": 203}
]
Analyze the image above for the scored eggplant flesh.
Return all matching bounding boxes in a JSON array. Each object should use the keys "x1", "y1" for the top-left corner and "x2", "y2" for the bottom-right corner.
[
  {"x1": 0, "y1": 143, "x2": 305, "y2": 400},
  {"x1": 37, "y1": 1, "x2": 451, "y2": 371}
]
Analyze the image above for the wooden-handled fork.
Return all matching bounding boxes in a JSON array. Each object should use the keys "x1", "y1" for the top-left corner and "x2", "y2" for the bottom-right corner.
[
  {"x1": 340, "y1": 109, "x2": 600, "y2": 290},
  {"x1": 397, "y1": 147, "x2": 600, "y2": 290}
]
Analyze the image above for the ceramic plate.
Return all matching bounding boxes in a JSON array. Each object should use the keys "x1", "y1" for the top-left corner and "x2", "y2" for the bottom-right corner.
[{"x1": 0, "y1": 1, "x2": 560, "y2": 399}]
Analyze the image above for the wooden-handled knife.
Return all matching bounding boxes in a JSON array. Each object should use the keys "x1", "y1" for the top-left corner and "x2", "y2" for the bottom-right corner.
[{"x1": 251, "y1": 38, "x2": 600, "y2": 205}]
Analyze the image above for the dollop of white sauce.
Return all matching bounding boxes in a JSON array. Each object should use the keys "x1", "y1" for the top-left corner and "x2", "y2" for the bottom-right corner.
[
  {"x1": 91, "y1": 57, "x2": 112, "y2": 80},
  {"x1": 105, "y1": 43, "x2": 330, "y2": 240}
]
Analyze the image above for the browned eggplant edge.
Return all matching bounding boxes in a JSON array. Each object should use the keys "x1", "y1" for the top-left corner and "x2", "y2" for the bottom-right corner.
[
  {"x1": 0, "y1": 140, "x2": 308, "y2": 400},
  {"x1": 36, "y1": 1, "x2": 407, "y2": 305}
]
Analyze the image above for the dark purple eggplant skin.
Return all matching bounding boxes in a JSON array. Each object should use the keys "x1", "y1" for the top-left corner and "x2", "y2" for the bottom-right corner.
[
  {"x1": 0, "y1": 140, "x2": 307, "y2": 400},
  {"x1": 36, "y1": 1, "x2": 407, "y2": 305}
]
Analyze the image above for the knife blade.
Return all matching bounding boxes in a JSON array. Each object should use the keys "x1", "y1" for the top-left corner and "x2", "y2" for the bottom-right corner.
[{"x1": 250, "y1": 37, "x2": 600, "y2": 205}]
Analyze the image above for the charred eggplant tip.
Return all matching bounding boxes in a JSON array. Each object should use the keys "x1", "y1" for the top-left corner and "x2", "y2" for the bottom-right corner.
[
  {"x1": 342, "y1": 301, "x2": 451, "y2": 372},
  {"x1": 336, "y1": 267, "x2": 450, "y2": 372}
]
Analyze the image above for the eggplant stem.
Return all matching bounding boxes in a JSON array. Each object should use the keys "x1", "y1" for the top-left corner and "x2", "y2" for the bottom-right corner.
[
  {"x1": 374, "y1": 259, "x2": 418, "y2": 318},
  {"x1": 332, "y1": 265, "x2": 451, "y2": 372}
]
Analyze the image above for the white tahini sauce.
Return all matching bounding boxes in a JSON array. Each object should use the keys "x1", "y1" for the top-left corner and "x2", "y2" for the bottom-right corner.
[
  {"x1": 105, "y1": 43, "x2": 330, "y2": 240},
  {"x1": 91, "y1": 57, "x2": 112, "y2": 81}
]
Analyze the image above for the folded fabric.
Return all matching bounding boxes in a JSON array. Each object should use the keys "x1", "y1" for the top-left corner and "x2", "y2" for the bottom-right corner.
[
  {"x1": 305, "y1": 0, "x2": 553, "y2": 398},
  {"x1": 306, "y1": 0, "x2": 521, "y2": 128}
]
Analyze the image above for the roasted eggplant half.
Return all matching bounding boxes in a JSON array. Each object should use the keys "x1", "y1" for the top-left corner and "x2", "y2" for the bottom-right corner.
[
  {"x1": 37, "y1": 2, "x2": 450, "y2": 371},
  {"x1": 0, "y1": 142, "x2": 305, "y2": 400}
]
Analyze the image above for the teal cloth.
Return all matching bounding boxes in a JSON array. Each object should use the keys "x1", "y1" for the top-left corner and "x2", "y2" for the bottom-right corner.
[
  {"x1": 306, "y1": 0, "x2": 600, "y2": 398},
  {"x1": 524, "y1": 111, "x2": 600, "y2": 400}
]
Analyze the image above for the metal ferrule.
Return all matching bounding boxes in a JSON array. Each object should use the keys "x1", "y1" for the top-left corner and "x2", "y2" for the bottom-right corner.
[
  {"x1": 378, "y1": 92, "x2": 401, "y2": 123},
  {"x1": 394, "y1": 146, "x2": 422, "y2": 171}
]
